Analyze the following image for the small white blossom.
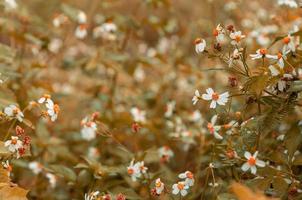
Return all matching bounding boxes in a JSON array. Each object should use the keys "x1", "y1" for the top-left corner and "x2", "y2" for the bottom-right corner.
[
  {"x1": 81, "y1": 117, "x2": 97, "y2": 141},
  {"x1": 202, "y1": 88, "x2": 229, "y2": 109},
  {"x1": 4, "y1": 104, "x2": 24, "y2": 122},
  {"x1": 130, "y1": 107, "x2": 146, "y2": 123},
  {"x1": 278, "y1": 0, "x2": 298, "y2": 8},
  {"x1": 4, "y1": 136, "x2": 23, "y2": 153},
  {"x1": 75, "y1": 25, "x2": 88, "y2": 39},
  {"x1": 172, "y1": 181, "x2": 189, "y2": 196},
  {"x1": 178, "y1": 171, "x2": 194, "y2": 186},
  {"x1": 46, "y1": 173, "x2": 57, "y2": 188},
  {"x1": 29, "y1": 161, "x2": 43, "y2": 174},
  {"x1": 194, "y1": 38, "x2": 206, "y2": 53},
  {"x1": 154, "y1": 178, "x2": 164, "y2": 195},
  {"x1": 158, "y1": 146, "x2": 174, "y2": 162},
  {"x1": 77, "y1": 11, "x2": 87, "y2": 24},
  {"x1": 241, "y1": 151, "x2": 265, "y2": 174},
  {"x1": 192, "y1": 90, "x2": 201, "y2": 105},
  {"x1": 250, "y1": 48, "x2": 272, "y2": 60},
  {"x1": 230, "y1": 31, "x2": 245, "y2": 45},
  {"x1": 207, "y1": 115, "x2": 222, "y2": 140}
]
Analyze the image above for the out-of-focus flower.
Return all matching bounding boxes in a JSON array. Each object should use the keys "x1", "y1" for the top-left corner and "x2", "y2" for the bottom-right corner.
[
  {"x1": 45, "y1": 100, "x2": 60, "y2": 122},
  {"x1": 4, "y1": 104, "x2": 24, "y2": 122},
  {"x1": 28, "y1": 161, "x2": 43, "y2": 174},
  {"x1": 278, "y1": 0, "x2": 298, "y2": 8},
  {"x1": 46, "y1": 173, "x2": 57, "y2": 188},
  {"x1": 158, "y1": 146, "x2": 174, "y2": 162},
  {"x1": 38, "y1": 94, "x2": 52, "y2": 104},
  {"x1": 250, "y1": 48, "x2": 272, "y2": 60},
  {"x1": 133, "y1": 66, "x2": 145, "y2": 82},
  {"x1": 192, "y1": 90, "x2": 201, "y2": 105},
  {"x1": 178, "y1": 171, "x2": 194, "y2": 186},
  {"x1": 2, "y1": 160, "x2": 12, "y2": 175},
  {"x1": 87, "y1": 147, "x2": 100, "y2": 160},
  {"x1": 81, "y1": 117, "x2": 97, "y2": 141},
  {"x1": 172, "y1": 181, "x2": 189, "y2": 196},
  {"x1": 115, "y1": 193, "x2": 126, "y2": 200},
  {"x1": 77, "y1": 11, "x2": 87, "y2": 24},
  {"x1": 53, "y1": 14, "x2": 68, "y2": 27},
  {"x1": 229, "y1": 49, "x2": 241, "y2": 67},
  {"x1": 202, "y1": 88, "x2": 229, "y2": 109},
  {"x1": 164, "y1": 101, "x2": 175, "y2": 118},
  {"x1": 130, "y1": 107, "x2": 146, "y2": 123},
  {"x1": 266, "y1": 51, "x2": 289, "y2": 68},
  {"x1": 213, "y1": 24, "x2": 225, "y2": 43},
  {"x1": 230, "y1": 31, "x2": 245, "y2": 45},
  {"x1": 154, "y1": 178, "x2": 165, "y2": 195},
  {"x1": 75, "y1": 24, "x2": 88, "y2": 39},
  {"x1": 48, "y1": 38, "x2": 63, "y2": 54},
  {"x1": 241, "y1": 151, "x2": 265, "y2": 174},
  {"x1": 84, "y1": 191, "x2": 100, "y2": 200},
  {"x1": 207, "y1": 115, "x2": 222, "y2": 140},
  {"x1": 269, "y1": 65, "x2": 281, "y2": 76},
  {"x1": 4, "y1": 0, "x2": 17, "y2": 10},
  {"x1": 282, "y1": 34, "x2": 296, "y2": 53},
  {"x1": 4, "y1": 136, "x2": 23, "y2": 153},
  {"x1": 194, "y1": 38, "x2": 206, "y2": 53},
  {"x1": 93, "y1": 22, "x2": 117, "y2": 41}
]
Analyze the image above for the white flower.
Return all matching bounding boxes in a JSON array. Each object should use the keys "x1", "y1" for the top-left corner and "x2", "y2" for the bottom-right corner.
[
  {"x1": 229, "y1": 49, "x2": 241, "y2": 67},
  {"x1": 172, "y1": 181, "x2": 189, "y2": 196},
  {"x1": 2, "y1": 160, "x2": 12, "y2": 174},
  {"x1": 202, "y1": 88, "x2": 229, "y2": 109},
  {"x1": 136, "y1": 161, "x2": 148, "y2": 174},
  {"x1": 230, "y1": 31, "x2": 245, "y2": 45},
  {"x1": 4, "y1": 0, "x2": 17, "y2": 10},
  {"x1": 282, "y1": 34, "x2": 296, "y2": 53},
  {"x1": 164, "y1": 101, "x2": 175, "y2": 118},
  {"x1": 53, "y1": 14, "x2": 67, "y2": 27},
  {"x1": 93, "y1": 22, "x2": 117, "y2": 41},
  {"x1": 4, "y1": 136, "x2": 23, "y2": 153},
  {"x1": 81, "y1": 117, "x2": 97, "y2": 141},
  {"x1": 77, "y1": 11, "x2": 87, "y2": 24},
  {"x1": 250, "y1": 48, "x2": 272, "y2": 60},
  {"x1": 38, "y1": 94, "x2": 52, "y2": 104},
  {"x1": 28, "y1": 161, "x2": 43, "y2": 174},
  {"x1": 4, "y1": 104, "x2": 24, "y2": 122},
  {"x1": 278, "y1": 0, "x2": 298, "y2": 8},
  {"x1": 45, "y1": 100, "x2": 60, "y2": 122},
  {"x1": 127, "y1": 160, "x2": 141, "y2": 182},
  {"x1": 155, "y1": 178, "x2": 164, "y2": 195},
  {"x1": 178, "y1": 171, "x2": 194, "y2": 186},
  {"x1": 194, "y1": 38, "x2": 206, "y2": 53},
  {"x1": 213, "y1": 24, "x2": 225, "y2": 43},
  {"x1": 48, "y1": 38, "x2": 63, "y2": 54},
  {"x1": 241, "y1": 151, "x2": 265, "y2": 174},
  {"x1": 266, "y1": 51, "x2": 289, "y2": 68},
  {"x1": 130, "y1": 107, "x2": 146, "y2": 123},
  {"x1": 189, "y1": 110, "x2": 202, "y2": 122},
  {"x1": 207, "y1": 115, "x2": 222, "y2": 140},
  {"x1": 46, "y1": 173, "x2": 57, "y2": 188},
  {"x1": 192, "y1": 90, "x2": 201, "y2": 105},
  {"x1": 158, "y1": 146, "x2": 174, "y2": 162},
  {"x1": 75, "y1": 25, "x2": 88, "y2": 39}
]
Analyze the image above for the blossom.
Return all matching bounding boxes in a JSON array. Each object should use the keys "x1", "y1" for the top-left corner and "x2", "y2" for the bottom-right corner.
[
  {"x1": 127, "y1": 160, "x2": 141, "y2": 182},
  {"x1": 77, "y1": 11, "x2": 87, "y2": 24},
  {"x1": 202, "y1": 88, "x2": 229, "y2": 109},
  {"x1": 53, "y1": 14, "x2": 68, "y2": 27},
  {"x1": 241, "y1": 151, "x2": 265, "y2": 174},
  {"x1": 2, "y1": 160, "x2": 12, "y2": 174},
  {"x1": 278, "y1": 0, "x2": 298, "y2": 8},
  {"x1": 230, "y1": 31, "x2": 245, "y2": 45},
  {"x1": 228, "y1": 49, "x2": 241, "y2": 67},
  {"x1": 194, "y1": 38, "x2": 206, "y2": 53},
  {"x1": 266, "y1": 51, "x2": 289, "y2": 68},
  {"x1": 46, "y1": 173, "x2": 57, "y2": 188},
  {"x1": 38, "y1": 94, "x2": 52, "y2": 104},
  {"x1": 48, "y1": 38, "x2": 63, "y2": 54},
  {"x1": 45, "y1": 100, "x2": 60, "y2": 122},
  {"x1": 213, "y1": 24, "x2": 225, "y2": 43},
  {"x1": 75, "y1": 24, "x2": 88, "y2": 39},
  {"x1": 4, "y1": 0, "x2": 17, "y2": 10},
  {"x1": 81, "y1": 117, "x2": 97, "y2": 141},
  {"x1": 192, "y1": 90, "x2": 201, "y2": 105},
  {"x1": 282, "y1": 34, "x2": 296, "y2": 53},
  {"x1": 158, "y1": 146, "x2": 174, "y2": 162},
  {"x1": 172, "y1": 181, "x2": 189, "y2": 196},
  {"x1": 164, "y1": 101, "x2": 175, "y2": 118},
  {"x1": 136, "y1": 161, "x2": 148, "y2": 174},
  {"x1": 93, "y1": 22, "x2": 117, "y2": 41},
  {"x1": 130, "y1": 107, "x2": 146, "y2": 123},
  {"x1": 4, "y1": 136, "x2": 23, "y2": 153},
  {"x1": 207, "y1": 115, "x2": 222, "y2": 140},
  {"x1": 4, "y1": 104, "x2": 24, "y2": 122},
  {"x1": 178, "y1": 171, "x2": 194, "y2": 186},
  {"x1": 28, "y1": 161, "x2": 43, "y2": 174},
  {"x1": 268, "y1": 65, "x2": 281, "y2": 77},
  {"x1": 154, "y1": 178, "x2": 164, "y2": 195},
  {"x1": 250, "y1": 48, "x2": 272, "y2": 60}
]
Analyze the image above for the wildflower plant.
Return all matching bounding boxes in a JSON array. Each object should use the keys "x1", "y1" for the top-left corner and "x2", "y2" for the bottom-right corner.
[{"x1": 0, "y1": 0, "x2": 301, "y2": 199}]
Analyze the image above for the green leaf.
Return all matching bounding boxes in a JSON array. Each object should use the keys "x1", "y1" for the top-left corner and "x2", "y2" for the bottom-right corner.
[{"x1": 50, "y1": 165, "x2": 76, "y2": 182}]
